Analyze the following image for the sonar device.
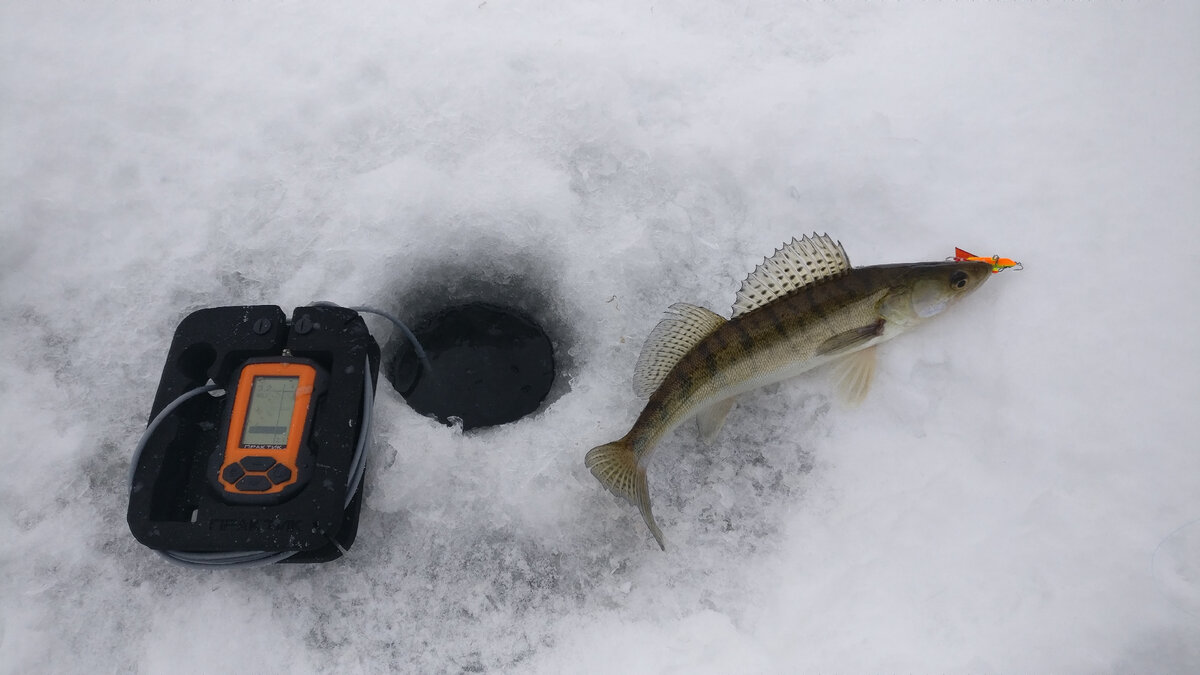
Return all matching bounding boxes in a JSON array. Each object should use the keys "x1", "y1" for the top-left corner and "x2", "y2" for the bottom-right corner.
[
  {"x1": 128, "y1": 297, "x2": 553, "y2": 569},
  {"x1": 127, "y1": 304, "x2": 390, "y2": 567},
  {"x1": 211, "y1": 357, "x2": 325, "y2": 503}
]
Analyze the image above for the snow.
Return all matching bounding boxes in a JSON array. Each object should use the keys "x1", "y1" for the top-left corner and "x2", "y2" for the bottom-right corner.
[{"x1": 2, "y1": 1, "x2": 1198, "y2": 672}]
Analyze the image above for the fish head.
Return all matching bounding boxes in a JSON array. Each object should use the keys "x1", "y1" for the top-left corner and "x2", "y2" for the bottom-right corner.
[{"x1": 880, "y1": 260, "x2": 992, "y2": 325}]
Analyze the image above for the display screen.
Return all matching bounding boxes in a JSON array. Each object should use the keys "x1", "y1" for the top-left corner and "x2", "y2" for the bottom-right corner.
[{"x1": 240, "y1": 376, "x2": 300, "y2": 448}]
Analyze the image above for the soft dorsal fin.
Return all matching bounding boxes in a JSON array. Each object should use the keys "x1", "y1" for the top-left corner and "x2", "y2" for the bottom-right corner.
[
  {"x1": 731, "y1": 233, "x2": 851, "y2": 317},
  {"x1": 633, "y1": 303, "x2": 726, "y2": 398}
]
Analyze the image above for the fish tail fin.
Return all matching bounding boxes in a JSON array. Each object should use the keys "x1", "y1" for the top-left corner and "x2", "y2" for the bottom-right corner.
[{"x1": 585, "y1": 437, "x2": 665, "y2": 551}]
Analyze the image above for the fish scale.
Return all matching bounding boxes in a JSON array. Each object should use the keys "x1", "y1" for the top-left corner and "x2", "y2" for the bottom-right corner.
[{"x1": 585, "y1": 234, "x2": 995, "y2": 550}]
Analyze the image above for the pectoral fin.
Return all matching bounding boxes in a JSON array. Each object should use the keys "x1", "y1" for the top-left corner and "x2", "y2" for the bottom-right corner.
[
  {"x1": 696, "y1": 398, "x2": 736, "y2": 445},
  {"x1": 832, "y1": 345, "x2": 877, "y2": 406},
  {"x1": 815, "y1": 319, "x2": 885, "y2": 356}
]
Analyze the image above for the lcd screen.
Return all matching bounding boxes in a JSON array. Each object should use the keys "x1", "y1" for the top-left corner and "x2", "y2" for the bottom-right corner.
[{"x1": 240, "y1": 376, "x2": 300, "y2": 447}]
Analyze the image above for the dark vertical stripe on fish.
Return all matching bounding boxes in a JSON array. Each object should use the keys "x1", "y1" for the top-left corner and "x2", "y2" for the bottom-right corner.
[
  {"x1": 731, "y1": 320, "x2": 755, "y2": 354},
  {"x1": 763, "y1": 303, "x2": 791, "y2": 339}
]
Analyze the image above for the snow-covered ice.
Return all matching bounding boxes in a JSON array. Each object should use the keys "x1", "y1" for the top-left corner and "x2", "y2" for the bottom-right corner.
[{"x1": 2, "y1": 2, "x2": 1197, "y2": 673}]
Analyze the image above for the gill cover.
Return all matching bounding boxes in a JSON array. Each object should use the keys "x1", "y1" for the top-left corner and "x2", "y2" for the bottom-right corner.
[
  {"x1": 911, "y1": 279, "x2": 951, "y2": 318},
  {"x1": 882, "y1": 262, "x2": 991, "y2": 324}
]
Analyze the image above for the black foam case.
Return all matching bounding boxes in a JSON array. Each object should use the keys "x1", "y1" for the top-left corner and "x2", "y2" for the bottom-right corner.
[{"x1": 127, "y1": 305, "x2": 380, "y2": 563}]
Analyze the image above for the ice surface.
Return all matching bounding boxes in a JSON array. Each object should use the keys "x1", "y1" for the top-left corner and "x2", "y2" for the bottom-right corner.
[{"x1": 2, "y1": 1, "x2": 1198, "y2": 673}]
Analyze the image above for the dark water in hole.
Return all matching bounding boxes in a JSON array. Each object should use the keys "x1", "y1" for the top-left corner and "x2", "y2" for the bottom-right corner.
[{"x1": 389, "y1": 302, "x2": 555, "y2": 430}]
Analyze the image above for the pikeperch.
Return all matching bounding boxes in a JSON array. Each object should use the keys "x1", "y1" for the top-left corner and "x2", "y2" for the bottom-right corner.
[{"x1": 585, "y1": 234, "x2": 994, "y2": 550}]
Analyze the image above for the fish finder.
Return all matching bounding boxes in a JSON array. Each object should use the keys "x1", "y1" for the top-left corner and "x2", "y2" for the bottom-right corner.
[
  {"x1": 127, "y1": 304, "x2": 383, "y2": 567},
  {"x1": 212, "y1": 358, "x2": 326, "y2": 503}
]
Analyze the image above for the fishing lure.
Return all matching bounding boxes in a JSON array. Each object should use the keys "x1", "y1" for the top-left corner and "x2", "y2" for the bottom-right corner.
[{"x1": 953, "y1": 248, "x2": 1022, "y2": 273}]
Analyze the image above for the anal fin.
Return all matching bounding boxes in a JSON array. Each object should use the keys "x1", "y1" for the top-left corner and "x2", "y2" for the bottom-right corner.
[
  {"x1": 832, "y1": 345, "x2": 877, "y2": 406},
  {"x1": 696, "y1": 398, "x2": 736, "y2": 445}
]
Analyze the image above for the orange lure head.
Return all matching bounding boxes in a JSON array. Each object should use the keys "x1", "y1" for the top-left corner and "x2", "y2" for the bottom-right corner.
[{"x1": 953, "y1": 248, "x2": 1022, "y2": 273}]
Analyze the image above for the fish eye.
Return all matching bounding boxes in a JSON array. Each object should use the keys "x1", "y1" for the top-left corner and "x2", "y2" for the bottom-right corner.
[{"x1": 951, "y1": 271, "x2": 969, "y2": 289}]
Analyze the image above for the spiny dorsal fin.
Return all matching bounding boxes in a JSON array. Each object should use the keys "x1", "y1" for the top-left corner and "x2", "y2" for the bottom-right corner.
[
  {"x1": 633, "y1": 302, "x2": 726, "y2": 398},
  {"x1": 731, "y1": 233, "x2": 851, "y2": 318}
]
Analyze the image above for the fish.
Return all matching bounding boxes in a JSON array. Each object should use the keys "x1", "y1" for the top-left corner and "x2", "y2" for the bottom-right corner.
[{"x1": 585, "y1": 233, "x2": 995, "y2": 550}]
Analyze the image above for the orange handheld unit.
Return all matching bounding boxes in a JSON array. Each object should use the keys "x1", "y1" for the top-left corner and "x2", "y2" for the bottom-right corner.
[{"x1": 213, "y1": 357, "x2": 327, "y2": 503}]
